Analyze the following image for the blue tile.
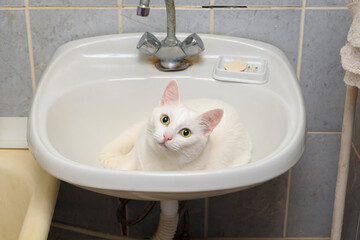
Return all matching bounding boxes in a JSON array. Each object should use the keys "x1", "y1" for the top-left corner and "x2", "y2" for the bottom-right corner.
[
  {"x1": 122, "y1": 0, "x2": 210, "y2": 6},
  {"x1": 208, "y1": 173, "x2": 288, "y2": 237},
  {"x1": 300, "y1": 10, "x2": 352, "y2": 131},
  {"x1": 286, "y1": 133, "x2": 341, "y2": 237},
  {"x1": 214, "y1": 0, "x2": 302, "y2": 6},
  {"x1": 0, "y1": 10, "x2": 33, "y2": 117},
  {"x1": 0, "y1": 0, "x2": 24, "y2": 6},
  {"x1": 213, "y1": 9, "x2": 301, "y2": 69},
  {"x1": 29, "y1": 9, "x2": 119, "y2": 82},
  {"x1": 121, "y1": 8, "x2": 210, "y2": 34},
  {"x1": 29, "y1": 0, "x2": 118, "y2": 6},
  {"x1": 307, "y1": 0, "x2": 346, "y2": 6}
]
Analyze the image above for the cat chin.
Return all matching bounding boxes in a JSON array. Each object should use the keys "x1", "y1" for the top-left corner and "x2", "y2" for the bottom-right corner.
[
  {"x1": 151, "y1": 140, "x2": 196, "y2": 162},
  {"x1": 158, "y1": 142, "x2": 170, "y2": 151},
  {"x1": 156, "y1": 142, "x2": 178, "y2": 152},
  {"x1": 148, "y1": 138, "x2": 172, "y2": 152}
]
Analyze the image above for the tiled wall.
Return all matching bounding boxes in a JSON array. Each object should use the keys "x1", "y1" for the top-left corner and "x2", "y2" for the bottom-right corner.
[{"x1": 0, "y1": 0, "x2": 354, "y2": 239}]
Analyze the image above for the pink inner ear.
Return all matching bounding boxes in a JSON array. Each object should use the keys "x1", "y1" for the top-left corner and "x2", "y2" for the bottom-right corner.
[
  {"x1": 160, "y1": 80, "x2": 179, "y2": 106},
  {"x1": 200, "y1": 108, "x2": 224, "y2": 135}
]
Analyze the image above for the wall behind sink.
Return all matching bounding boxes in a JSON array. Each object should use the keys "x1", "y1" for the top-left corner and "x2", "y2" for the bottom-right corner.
[{"x1": 0, "y1": 0, "x2": 357, "y2": 239}]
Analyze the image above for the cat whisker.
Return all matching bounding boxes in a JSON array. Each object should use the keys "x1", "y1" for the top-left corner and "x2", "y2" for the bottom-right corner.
[
  {"x1": 170, "y1": 143, "x2": 182, "y2": 152},
  {"x1": 176, "y1": 145, "x2": 194, "y2": 160},
  {"x1": 146, "y1": 128, "x2": 154, "y2": 135}
]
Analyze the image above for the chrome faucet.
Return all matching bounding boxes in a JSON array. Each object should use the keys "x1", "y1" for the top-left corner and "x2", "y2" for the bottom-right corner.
[{"x1": 136, "y1": 0, "x2": 205, "y2": 71}]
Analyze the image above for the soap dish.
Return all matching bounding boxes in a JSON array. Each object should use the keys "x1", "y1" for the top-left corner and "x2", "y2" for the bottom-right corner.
[{"x1": 212, "y1": 56, "x2": 268, "y2": 84}]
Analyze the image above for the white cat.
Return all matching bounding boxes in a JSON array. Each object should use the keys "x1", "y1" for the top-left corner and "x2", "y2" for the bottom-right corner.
[{"x1": 99, "y1": 80, "x2": 252, "y2": 171}]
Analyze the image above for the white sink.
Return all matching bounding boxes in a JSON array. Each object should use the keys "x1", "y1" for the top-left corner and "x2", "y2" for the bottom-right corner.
[{"x1": 28, "y1": 33, "x2": 306, "y2": 200}]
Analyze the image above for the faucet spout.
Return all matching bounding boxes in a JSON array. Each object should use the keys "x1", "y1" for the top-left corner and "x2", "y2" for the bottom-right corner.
[
  {"x1": 137, "y1": 0, "x2": 150, "y2": 17},
  {"x1": 164, "y1": 0, "x2": 176, "y2": 44}
]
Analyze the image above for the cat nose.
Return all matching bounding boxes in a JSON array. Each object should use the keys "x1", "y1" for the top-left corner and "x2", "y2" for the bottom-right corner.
[{"x1": 162, "y1": 133, "x2": 172, "y2": 143}]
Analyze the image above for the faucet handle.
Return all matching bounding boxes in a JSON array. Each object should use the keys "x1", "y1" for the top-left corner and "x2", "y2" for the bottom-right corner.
[
  {"x1": 181, "y1": 33, "x2": 205, "y2": 57},
  {"x1": 137, "y1": 32, "x2": 161, "y2": 56}
]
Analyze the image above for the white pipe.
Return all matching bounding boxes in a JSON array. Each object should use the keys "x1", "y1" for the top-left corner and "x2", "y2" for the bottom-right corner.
[
  {"x1": 159, "y1": 200, "x2": 179, "y2": 216},
  {"x1": 331, "y1": 85, "x2": 358, "y2": 240},
  {"x1": 152, "y1": 200, "x2": 179, "y2": 240}
]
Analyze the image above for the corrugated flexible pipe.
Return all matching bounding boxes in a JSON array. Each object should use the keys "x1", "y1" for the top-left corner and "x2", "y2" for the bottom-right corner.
[
  {"x1": 152, "y1": 200, "x2": 179, "y2": 240},
  {"x1": 118, "y1": 200, "x2": 179, "y2": 240}
]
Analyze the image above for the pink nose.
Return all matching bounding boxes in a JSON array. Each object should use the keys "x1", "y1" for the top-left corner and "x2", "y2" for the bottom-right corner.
[{"x1": 162, "y1": 133, "x2": 172, "y2": 144}]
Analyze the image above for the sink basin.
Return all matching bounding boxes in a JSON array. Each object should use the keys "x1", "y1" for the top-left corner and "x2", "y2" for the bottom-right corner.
[{"x1": 28, "y1": 33, "x2": 306, "y2": 200}]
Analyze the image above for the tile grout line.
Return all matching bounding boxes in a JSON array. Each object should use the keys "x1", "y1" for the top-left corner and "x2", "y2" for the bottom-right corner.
[
  {"x1": 118, "y1": 0, "x2": 122, "y2": 34},
  {"x1": 199, "y1": 238, "x2": 285, "y2": 240},
  {"x1": 121, "y1": 6, "x2": 348, "y2": 10},
  {"x1": 286, "y1": 238, "x2": 330, "y2": 240},
  {"x1": 194, "y1": 237, "x2": 330, "y2": 240},
  {"x1": 0, "y1": 6, "x2": 25, "y2": 10},
  {"x1": 0, "y1": 6, "x2": 348, "y2": 10},
  {"x1": 307, "y1": 131, "x2": 342, "y2": 134},
  {"x1": 296, "y1": 0, "x2": 306, "y2": 80},
  {"x1": 28, "y1": 6, "x2": 121, "y2": 9},
  {"x1": 285, "y1": 238, "x2": 330, "y2": 240},
  {"x1": 0, "y1": 148, "x2": 29, "y2": 150},
  {"x1": 24, "y1": 0, "x2": 36, "y2": 93},
  {"x1": 121, "y1": 5, "x2": 346, "y2": 10},
  {"x1": 51, "y1": 221, "x2": 122, "y2": 240},
  {"x1": 210, "y1": 0, "x2": 214, "y2": 34},
  {"x1": 306, "y1": 6, "x2": 347, "y2": 10},
  {"x1": 282, "y1": 169, "x2": 292, "y2": 238}
]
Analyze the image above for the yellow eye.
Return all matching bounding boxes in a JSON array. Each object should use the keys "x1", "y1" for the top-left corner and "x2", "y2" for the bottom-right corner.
[
  {"x1": 180, "y1": 128, "x2": 191, "y2": 137},
  {"x1": 161, "y1": 115, "x2": 170, "y2": 125}
]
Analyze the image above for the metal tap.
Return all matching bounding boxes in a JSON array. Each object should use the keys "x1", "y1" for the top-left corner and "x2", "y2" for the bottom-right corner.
[{"x1": 136, "y1": 0, "x2": 205, "y2": 71}]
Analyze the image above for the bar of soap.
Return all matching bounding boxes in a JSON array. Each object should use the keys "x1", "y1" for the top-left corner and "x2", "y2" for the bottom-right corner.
[{"x1": 224, "y1": 61, "x2": 248, "y2": 72}]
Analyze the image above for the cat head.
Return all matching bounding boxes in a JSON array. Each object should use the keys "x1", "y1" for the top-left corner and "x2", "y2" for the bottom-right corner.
[{"x1": 146, "y1": 80, "x2": 223, "y2": 164}]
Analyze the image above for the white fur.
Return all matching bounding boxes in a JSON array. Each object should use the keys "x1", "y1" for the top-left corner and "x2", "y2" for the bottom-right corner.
[{"x1": 99, "y1": 83, "x2": 252, "y2": 171}]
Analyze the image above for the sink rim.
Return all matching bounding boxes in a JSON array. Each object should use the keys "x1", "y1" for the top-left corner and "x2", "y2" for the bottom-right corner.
[
  {"x1": 28, "y1": 33, "x2": 306, "y2": 197},
  {"x1": 29, "y1": 129, "x2": 304, "y2": 193}
]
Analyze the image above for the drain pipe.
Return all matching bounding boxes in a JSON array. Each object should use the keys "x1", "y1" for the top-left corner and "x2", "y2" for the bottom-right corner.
[
  {"x1": 117, "y1": 199, "x2": 179, "y2": 240},
  {"x1": 152, "y1": 200, "x2": 179, "y2": 240}
]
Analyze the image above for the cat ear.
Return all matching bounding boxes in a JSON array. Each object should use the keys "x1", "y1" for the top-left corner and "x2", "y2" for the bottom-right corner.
[
  {"x1": 160, "y1": 80, "x2": 179, "y2": 106},
  {"x1": 200, "y1": 108, "x2": 224, "y2": 136}
]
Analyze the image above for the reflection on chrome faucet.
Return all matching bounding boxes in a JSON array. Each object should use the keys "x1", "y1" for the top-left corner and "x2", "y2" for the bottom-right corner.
[{"x1": 136, "y1": 0, "x2": 205, "y2": 71}]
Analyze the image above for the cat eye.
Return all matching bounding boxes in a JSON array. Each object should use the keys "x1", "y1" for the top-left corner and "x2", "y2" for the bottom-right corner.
[
  {"x1": 160, "y1": 115, "x2": 170, "y2": 125},
  {"x1": 180, "y1": 128, "x2": 191, "y2": 137}
]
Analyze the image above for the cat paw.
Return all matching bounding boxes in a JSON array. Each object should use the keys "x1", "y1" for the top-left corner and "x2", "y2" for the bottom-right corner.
[{"x1": 99, "y1": 152, "x2": 120, "y2": 169}]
